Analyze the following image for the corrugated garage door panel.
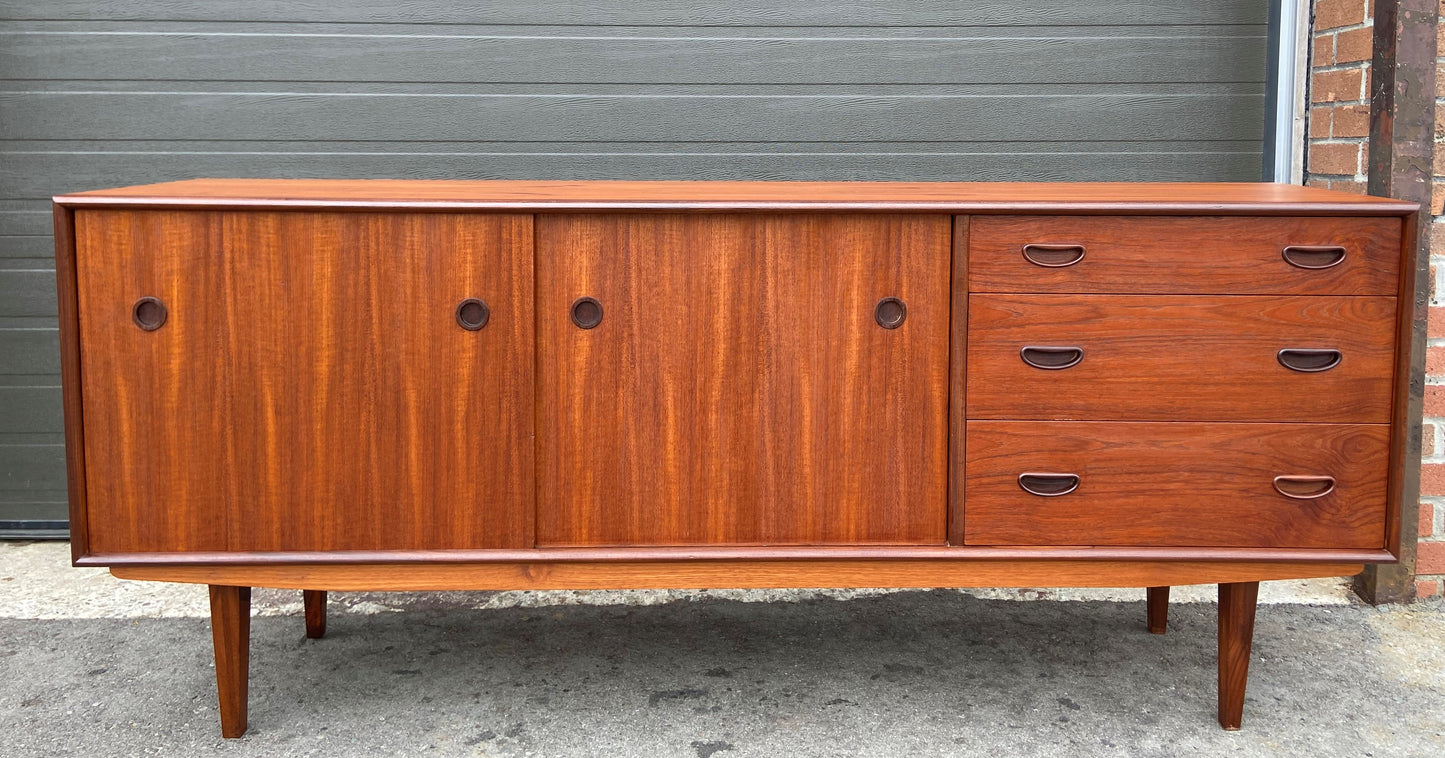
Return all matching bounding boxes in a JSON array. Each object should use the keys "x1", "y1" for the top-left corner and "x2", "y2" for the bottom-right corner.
[{"x1": 0, "y1": 0, "x2": 1270, "y2": 528}]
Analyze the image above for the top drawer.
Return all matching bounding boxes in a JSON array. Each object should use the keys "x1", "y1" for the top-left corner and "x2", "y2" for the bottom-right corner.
[{"x1": 967, "y1": 215, "x2": 1402, "y2": 295}]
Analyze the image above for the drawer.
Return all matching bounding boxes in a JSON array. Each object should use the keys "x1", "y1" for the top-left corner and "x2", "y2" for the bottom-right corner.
[
  {"x1": 962, "y1": 421, "x2": 1389, "y2": 548},
  {"x1": 967, "y1": 215, "x2": 1402, "y2": 295},
  {"x1": 965, "y1": 294, "x2": 1396, "y2": 422}
]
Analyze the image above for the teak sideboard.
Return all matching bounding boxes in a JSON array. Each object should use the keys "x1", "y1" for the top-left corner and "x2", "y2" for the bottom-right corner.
[{"x1": 52, "y1": 180, "x2": 1423, "y2": 737}]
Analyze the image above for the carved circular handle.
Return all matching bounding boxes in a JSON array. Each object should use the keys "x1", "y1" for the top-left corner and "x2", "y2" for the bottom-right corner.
[
  {"x1": 131, "y1": 297, "x2": 167, "y2": 331},
  {"x1": 1273, "y1": 475, "x2": 1336, "y2": 500},
  {"x1": 455, "y1": 298, "x2": 490, "y2": 331},
  {"x1": 875, "y1": 297, "x2": 906, "y2": 329},
  {"x1": 1019, "y1": 345, "x2": 1084, "y2": 370},
  {"x1": 1018, "y1": 472, "x2": 1080, "y2": 497},
  {"x1": 571, "y1": 297, "x2": 603, "y2": 329},
  {"x1": 1022, "y1": 243, "x2": 1086, "y2": 268}
]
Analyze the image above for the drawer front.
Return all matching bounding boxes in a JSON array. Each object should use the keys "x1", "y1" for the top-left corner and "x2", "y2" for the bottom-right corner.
[
  {"x1": 967, "y1": 215, "x2": 1402, "y2": 295},
  {"x1": 966, "y1": 294, "x2": 1396, "y2": 422},
  {"x1": 963, "y1": 421, "x2": 1389, "y2": 548}
]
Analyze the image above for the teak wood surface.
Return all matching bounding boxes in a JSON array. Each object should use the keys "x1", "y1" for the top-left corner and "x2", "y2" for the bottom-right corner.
[
  {"x1": 74, "y1": 210, "x2": 536, "y2": 553},
  {"x1": 965, "y1": 294, "x2": 1397, "y2": 423},
  {"x1": 968, "y1": 215, "x2": 1402, "y2": 295},
  {"x1": 964, "y1": 422, "x2": 1390, "y2": 548},
  {"x1": 535, "y1": 213, "x2": 950, "y2": 545},
  {"x1": 55, "y1": 179, "x2": 1418, "y2": 216}
]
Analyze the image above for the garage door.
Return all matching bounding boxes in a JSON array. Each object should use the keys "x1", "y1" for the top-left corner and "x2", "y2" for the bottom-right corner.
[{"x1": 0, "y1": 0, "x2": 1269, "y2": 533}]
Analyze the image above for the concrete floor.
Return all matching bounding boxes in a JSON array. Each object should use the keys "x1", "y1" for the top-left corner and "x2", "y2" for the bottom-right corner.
[{"x1": 1, "y1": 542, "x2": 1442, "y2": 757}]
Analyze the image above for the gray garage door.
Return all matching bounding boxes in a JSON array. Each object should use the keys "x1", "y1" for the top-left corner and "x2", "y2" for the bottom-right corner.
[{"x1": 0, "y1": 1, "x2": 1268, "y2": 534}]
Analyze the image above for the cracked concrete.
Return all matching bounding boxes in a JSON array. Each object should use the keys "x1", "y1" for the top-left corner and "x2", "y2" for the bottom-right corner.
[{"x1": 1, "y1": 541, "x2": 1441, "y2": 757}]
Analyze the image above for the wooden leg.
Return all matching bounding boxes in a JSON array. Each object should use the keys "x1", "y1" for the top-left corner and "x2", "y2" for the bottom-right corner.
[
  {"x1": 208, "y1": 585, "x2": 252, "y2": 739},
  {"x1": 303, "y1": 590, "x2": 327, "y2": 639},
  {"x1": 1146, "y1": 586, "x2": 1170, "y2": 634},
  {"x1": 1217, "y1": 581, "x2": 1259, "y2": 731}
]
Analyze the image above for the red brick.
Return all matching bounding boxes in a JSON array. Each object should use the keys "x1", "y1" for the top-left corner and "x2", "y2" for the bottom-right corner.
[
  {"x1": 1422, "y1": 501, "x2": 1437, "y2": 539},
  {"x1": 1331, "y1": 179, "x2": 1366, "y2": 195},
  {"x1": 1317, "y1": 0, "x2": 1368, "y2": 30},
  {"x1": 1418, "y1": 579, "x2": 1441, "y2": 599},
  {"x1": 1418, "y1": 540, "x2": 1445, "y2": 575},
  {"x1": 1313, "y1": 34, "x2": 1337, "y2": 66},
  {"x1": 1430, "y1": 307, "x2": 1445, "y2": 338},
  {"x1": 1436, "y1": 181, "x2": 1445, "y2": 216},
  {"x1": 1332, "y1": 104, "x2": 1371, "y2": 137},
  {"x1": 1424, "y1": 423, "x2": 1438, "y2": 458},
  {"x1": 1312, "y1": 68, "x2": 1365, "y2": 103},
  {"x1": 1335, "y1": 26, "x2": 1373, "y2": 63},
  {"x1": 1430, "y1": 262, "x2": 1439, "y2": 303},
  {"x1": 1428, "y1": 347, "x2": 1445, "y2": 376},
  {"x1": 1421, "y1": 462, "x2": 1445, "y2": 495},
  {"x1": 1308, "y1": 142, "x2": 1361, "y2": 175},
  {"x1": 1310, "y1": 107, "x2": 1333, "y2": 138},
  {"x1": 1307, "y1": 176, "x2": 1332, "y2": 189}
]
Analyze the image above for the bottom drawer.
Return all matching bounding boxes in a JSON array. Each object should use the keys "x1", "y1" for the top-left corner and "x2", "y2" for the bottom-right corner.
[{"x1": 963, "y1": 421, "x2": 1389, "y2": 548}]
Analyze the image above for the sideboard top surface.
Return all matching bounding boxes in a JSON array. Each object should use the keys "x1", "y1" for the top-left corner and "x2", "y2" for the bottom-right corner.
[{"x1": 54, "y1": 179, "x2": 1418, "y2": 215}]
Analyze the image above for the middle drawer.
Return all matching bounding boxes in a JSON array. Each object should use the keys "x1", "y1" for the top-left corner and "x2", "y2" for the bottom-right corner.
[{"x1": 966, "y1": 294, "x2": 1396, "y2": 422}]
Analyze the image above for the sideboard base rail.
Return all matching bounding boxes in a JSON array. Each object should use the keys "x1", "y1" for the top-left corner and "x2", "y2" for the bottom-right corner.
[{"x1": 110, "y1": 559, "x2": 1362, "y2": 591}]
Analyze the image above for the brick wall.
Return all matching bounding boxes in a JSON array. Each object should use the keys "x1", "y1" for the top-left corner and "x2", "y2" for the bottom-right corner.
[{"x1": 1306, "y1": 0, "x2": 1444, "y2": 600}]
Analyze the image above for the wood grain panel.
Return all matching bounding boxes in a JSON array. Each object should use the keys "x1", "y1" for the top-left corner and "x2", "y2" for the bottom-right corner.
[
  {"x1": 58, "y1": 179, "x2": 1415, "y2": 215},
  {"x1": 536, "y1": 213, "x2": 950, "y2": 546},
  {"x1": 964, "y1": 422, "x2": 1390, "y2": 548},
  {"x1": 108, "y1": 560, "x2": 1363, "y2": 592},
  {"x1": 966, "y1": 295, "x2": 1397, "y2": 422},
  {"x1": 968, "y1": 215, "x2": 1403, "y2": 295},
  {"x1": 75, "y1": 209, "x2": 534, "y2": 553}
]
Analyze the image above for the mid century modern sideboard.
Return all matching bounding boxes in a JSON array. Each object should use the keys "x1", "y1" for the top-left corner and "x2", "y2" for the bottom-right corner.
[{"x1": 51, "y1": 180, "x2": 1423, "y2": 737}]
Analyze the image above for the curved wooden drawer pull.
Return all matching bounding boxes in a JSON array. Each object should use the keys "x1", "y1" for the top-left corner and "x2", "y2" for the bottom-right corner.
[
  {"x1": 1272, "y1": 475, "x2": 1336, "y2": 500},
  {"x1": 1020, "y1": 345, "x2": 1084, "y2": 370},
  {"x1": 1281, "y1": 245, "x2": 1347, "y2": 270},
  {"x1": 1018, "y1": 473, "x2": 1080, "y2": 497},
  {"x1": 1277, "y1": 348, "x2": 1341, "y2": 373},
  {"x1": 1022, "y1": 243, "x2": 1086, "y2": 268}
]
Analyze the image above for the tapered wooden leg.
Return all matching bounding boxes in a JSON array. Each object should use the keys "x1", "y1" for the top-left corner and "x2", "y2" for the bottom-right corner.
[
  {"x1": 1217, "y1": 581, "x2": 1259, "y2": 731},
  {"x1": 1146, "y1": 586, "x2": 1170, "y2": 634},
  {"x1": 303, "y1": 590, "x2": 327, "y2": 639},
  {"x1": 208, "y1": 585, "x2": 252, "y2": 739}
]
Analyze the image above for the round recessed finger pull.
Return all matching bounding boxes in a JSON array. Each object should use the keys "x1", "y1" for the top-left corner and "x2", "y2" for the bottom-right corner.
[
  {"x1": 571, "y1": 297, "x2": 603, "y2": 330},
  {"x1": 1018, "y1": 472, "x2": 1081, "y2": 497},
  {"x1": 455, "y1": 298, "x2": 490, "y2": 331},
  {"x1": 131, "y1": 297, "x2": 167, "y2": 331},
  {"x1": 1022, "y1": 243, "x2": 1087, "y2": 268},
  {"x1": 874, "y1": 297, "x2": 906, "y2": 329}
]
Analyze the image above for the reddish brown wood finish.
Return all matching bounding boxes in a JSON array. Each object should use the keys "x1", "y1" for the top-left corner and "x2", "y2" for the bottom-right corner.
[
  {"x1": 1217, "y1": 581, "x2": 1260, "y2": 730},
  {"x1": 966, "y1": 295, "x2": 1397, "y2": 422},
  {"x1": 112, "y1": 561, "x2": 1364, "y2": 592},
  {"x1": 964, "y1": 422, "x2": 1389, "y2": 548},
  {"x1": 303, "y1": 590, "x2": 326, "y2": 639},
  {"x1": 949, "y1": 217, "x2": 969, "y2": 545},
  {"x1": 968, "y1": 215, "x2": 1402, "y2": 295},
  {"x1": 52, "y1": 204, "x2": 90, "y2": 562},
  {"x1": 535, "y1": 213, "x2": 950, "y2": 546},
  {"x1": 1147, "y1": 586, "x2": 1170, "y2": 634},
  {"x1": 74, "y1": 210, "x2": 536, "y2": 553},
  {"x1": 208, "y1": 585, "x2": 251, "y2": 738},
  {"x1": 56, "y1": 179, "x2": 1416, "y2": 216}
]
